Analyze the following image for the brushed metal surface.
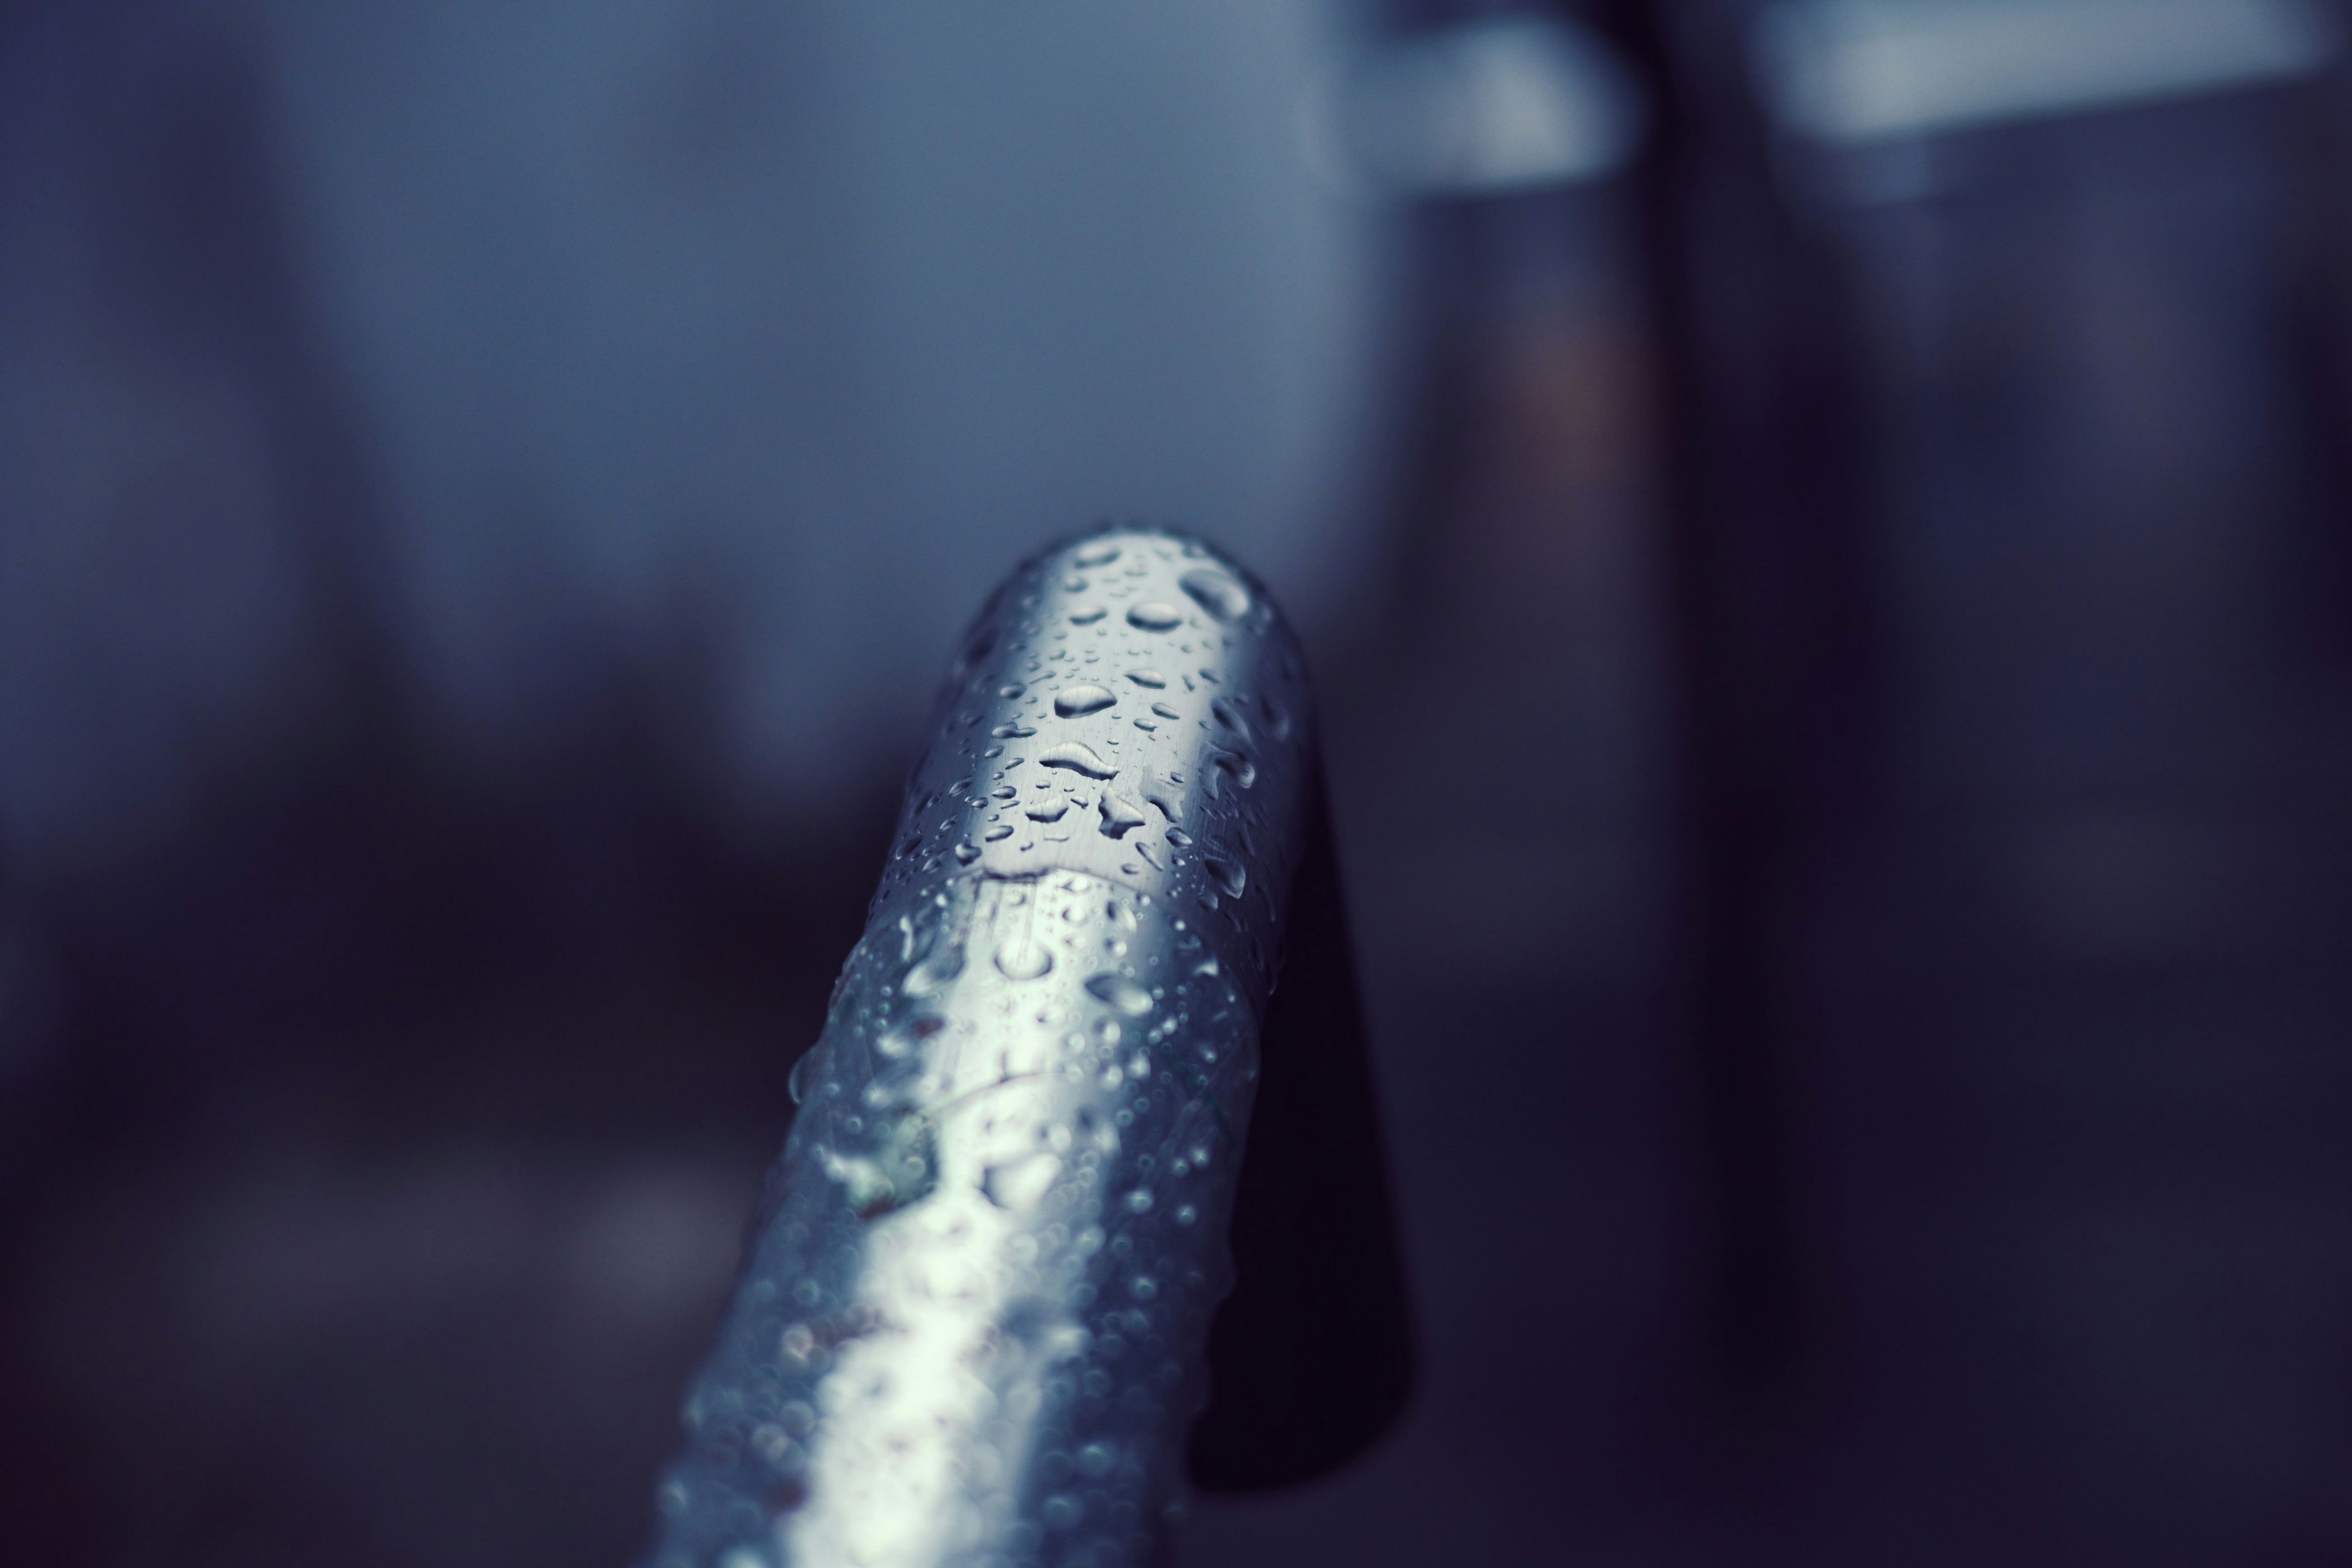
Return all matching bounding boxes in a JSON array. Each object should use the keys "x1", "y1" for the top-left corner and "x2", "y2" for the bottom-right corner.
[{"x1": 643, "y1": 526, "x2": 1316, "y2": 1568}]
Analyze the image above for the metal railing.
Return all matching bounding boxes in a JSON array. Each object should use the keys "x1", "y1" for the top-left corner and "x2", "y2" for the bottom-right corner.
[{"x1": 641, "y1": 526, "x2": 1409, "y2": 1568}]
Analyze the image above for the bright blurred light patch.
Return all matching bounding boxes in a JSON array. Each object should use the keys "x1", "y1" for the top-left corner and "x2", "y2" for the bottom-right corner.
[
  {"x1": 249, "y1": 1, "x2": 1397, "y2": 834},
  {"x1": 1319, "y1": 15, "x2": 1645, "y2": 196},
  {"x1": 1757, "y1": 0, "x2": 2337, "y2": 143}
]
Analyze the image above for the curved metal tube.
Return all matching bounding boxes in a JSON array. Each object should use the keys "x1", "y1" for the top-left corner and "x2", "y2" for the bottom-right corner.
[{"x1": 643, "y1": 527, "x2": 1317, "y2": 1568}]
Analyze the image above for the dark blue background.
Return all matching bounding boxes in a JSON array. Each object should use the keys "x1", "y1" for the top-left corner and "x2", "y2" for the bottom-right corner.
[{"x1": 5, "y1": 3, "x2": 2351, "y2": 1564}]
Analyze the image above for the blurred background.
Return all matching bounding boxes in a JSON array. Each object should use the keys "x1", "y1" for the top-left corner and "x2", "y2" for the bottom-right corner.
[{"x1": 6, "y1": 0, "x2": 2352, "y2": 1562}]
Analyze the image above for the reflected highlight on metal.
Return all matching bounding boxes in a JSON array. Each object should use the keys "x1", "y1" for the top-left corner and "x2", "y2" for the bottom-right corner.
[{"x1": 640, "y1": 526, "x2": 1388, "y2": 1568}]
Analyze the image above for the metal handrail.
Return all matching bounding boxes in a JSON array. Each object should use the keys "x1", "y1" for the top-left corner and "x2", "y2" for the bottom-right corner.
[{"x1": 639, "y1": 526, "x2": 1404, "y2": 1568}]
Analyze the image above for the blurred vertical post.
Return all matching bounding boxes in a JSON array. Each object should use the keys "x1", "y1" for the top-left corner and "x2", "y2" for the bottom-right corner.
[{"x1": 1591, "y1": 0, "x2": 1883, "y2": 1389}]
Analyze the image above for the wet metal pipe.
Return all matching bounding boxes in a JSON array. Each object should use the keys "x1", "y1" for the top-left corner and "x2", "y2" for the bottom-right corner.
[{"x1": 642, "y1": 527, "x2": 1382, "y2": 1568}]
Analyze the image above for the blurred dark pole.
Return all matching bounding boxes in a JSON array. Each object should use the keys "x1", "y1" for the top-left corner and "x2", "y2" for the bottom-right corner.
[
  {"x1": 2281, "y1": 45, "x2": 2352, "y2": 653},
  {"x1": 1586, "y1": 0, "x2": 1882, "y2": 1390}
]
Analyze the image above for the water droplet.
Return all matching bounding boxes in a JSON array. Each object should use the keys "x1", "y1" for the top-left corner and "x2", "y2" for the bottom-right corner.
[
  {"x1": 1166, "y1": 827, "x2": 1193, "y2": 847},
  {"x1": 1151, "y1": 702, "x2": 1180, "y2": 720},
  {"x1": 1026, "y1": 798, "x2": 1069, "y2": 823},
  {"x1": 1140, "y1": 775, "x2": 1182, "y2": 822},
  {"x1": 1097, "y1": 791, "x2": 1147, "y2": 839},
  {"x1": 1134, "y1": 840, "x2": 1163, "y2": 869},
  {"x1": 1204, "y1": 856, "x2": 1246, "y2": 899},
  {"x1": 1042, "y1": 1494, "x2": 1082, "y2": 1529},
  {"x1": 1068, "y1": 606, "x2": 1106, "y2": 625},
  {"x1": 1055, "y1": 684, "x2": 1117, "y2": 717},
  {"x1": 1210, "y1": 696, "x2": 1252, "y2": 740},
  {"x1": 1038, "y1": 741, "x2": 1118, "y2": 778},
  {"x1": 998, "y1": 683, "x2": 1025, "y2": 698},
  {"x1": 1175, "y1": 1204, "x2": 1198, "y2": 1226},
  {"x1": 1127, "y1": 603, "x2": 1183, "y2": 632},
  {"x1": 1077, "y1": 1441, "x2": 1117, "y2": 1477},
  {"x1": 1077, "y1": 1109, "x2": 1124, "y2": 1161},
  {"x1": 1061, "y1": 573, "x2": 1087, "y2": 591},
  {"x1": 1130, "y1": 1275, "x2": 1160, "y2": 1301},
  {"x1": 1123, "y1": 1188, "x2": 1154, "y2": 1214},
  {"x1": 984, "y1": 824, "x2": 1015, "y2": 841},
  {"x1": 953, "y1": 842, "x2": 981, "y2": 864},
  {"x1": 981, "y1": 1152, "x2": 1061, "y2": 1210},
  {"x1": 1085, "y1": 973, "x2": 1156, "y2": 1017},
  {"x1": 995, "y1": 937, "x2": 1053, "y2": 981},
  {"x1": 903, "y1": 946, "x2": 965, "y2": 996},
  {"x1": 1074, "y1": 540, "x2": 1121, "y2": 567},
  {"x1": 1126, "y1": 669, "x2": 1167, "y2": 687},
  {"x1": 751, "y1": 1421, "x2": 799, "y2": 1469},
  {"x1": 1178, "y1": 568, "x2": 1250, "y2": 622},
  {"x1": 991, "y1": 723, "x2": 1036, "y2": 739},
  {"x1": 822, "y1": 1150, "x2": 911, "y2": 1218},
  {"x1": 1213, "y1": 753, "x2": 1257, "y2": 790},
  {"x1": 1260, "y1": 695, "x2": 1293, "y2": 740},
  {"x1": 876, "y1": 1014, "x2": 943, "y2": 1058},
  {"x1": 788, "y1": 1050, "x2": 820, "y2": 1104}
]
